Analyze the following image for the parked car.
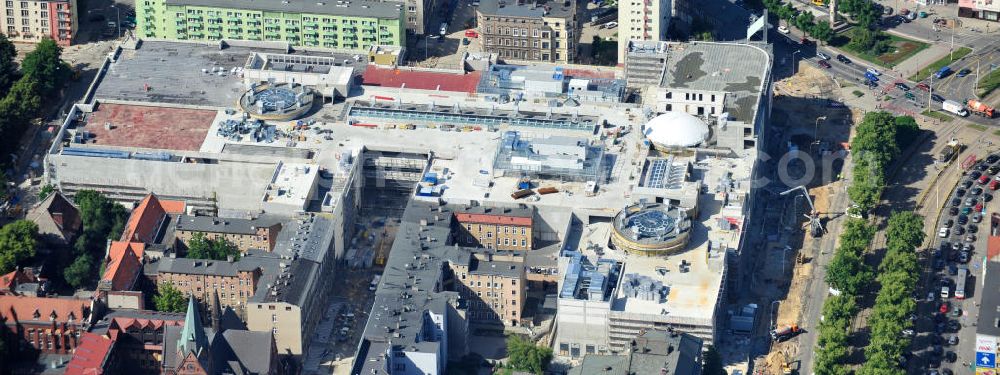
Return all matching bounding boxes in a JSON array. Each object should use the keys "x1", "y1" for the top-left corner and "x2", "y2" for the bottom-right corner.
[
  {"x1": 956, "y1": 188, "x2": 967, "y2": 197},
  {"x1": 895, "y1": 82, "x2": 910, "y2": 91},
  {"x1": 932, "y1": 94, "x2": 945, "y2": 102},
  {"x1": 958, "y1": 214, "x2": 968, "y2": 225},
  {"x1": 957, "y1": 68, "x2": 972, "y2": 77},
  {"x1": 943, "y1": 219, "x2": 954, "y2": 228},
  {"x1": 987, "y1": 154, "x2": 1000, "y2": 164},
  {"x1": 778, "y1": 25, "x2": 790, "y2": 34},
  {"x1": 817, "y1": 60, "x2": 831, "y2": 69},
  {"x1": 917, "y1": 82, "x2": 930, "y2": 91},
  {"x1": 973, "y1": 187, "x2": 984, "y2": 195},
  {"x1": 939, "y1": 227, "x2": 950, "y2": 238},
  {"x1": 836, "y1": 54, "x2": 852, "y2": 64}
]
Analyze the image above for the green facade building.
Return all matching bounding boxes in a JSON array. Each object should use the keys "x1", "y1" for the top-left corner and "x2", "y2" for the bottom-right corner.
[{"x1": 136, "y1": 0, "x2": 405, "y2": 49}]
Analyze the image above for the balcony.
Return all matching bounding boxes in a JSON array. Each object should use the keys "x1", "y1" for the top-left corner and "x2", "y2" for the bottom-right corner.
[{"x1": 227, "y1": 27, "x2": 241, "y2": 33}]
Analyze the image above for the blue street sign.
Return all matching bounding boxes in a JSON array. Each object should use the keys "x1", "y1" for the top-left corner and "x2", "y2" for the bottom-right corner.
[{"x1": 978, "y1": 352, "x2": 996, "y2": 368}]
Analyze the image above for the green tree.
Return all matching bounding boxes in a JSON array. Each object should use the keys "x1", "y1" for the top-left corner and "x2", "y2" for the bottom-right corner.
[
  {"x1": 893, "y1": 116, "x2": 920, "y2": 149},
  {"x1": 19, "y1": 39, "x2": 70, "y2": 97},
  {"x1": 809, "y1": 21, "x2": 834, "y2": 44},
  {"x1": 63, "y1": 254, "x2": 93, "y2": 289},
  {"x1": 0, "y1": 33, "x2": 17, "y2": 97},
  {"x1": 702, "y1": 345, "x2": 726, "y2": 375},
  {"x1": 505, "y1": 335, "x2": 552, "y2": 375},
  {"x1": 825, "y1": 250, "x2": 872, "y2": 295},
  {"x1": 186, "y1": 233, "x2": 241, "y2": 261},
  {"x1": 37, "y1": 184, "x2": 54, "y2": 200},
  {"x1": 0, "y1": 220, "x2": 38, "y2": 273},
  {"x1": 154, "y1": 283, "x2": 188, "y2": 312}
]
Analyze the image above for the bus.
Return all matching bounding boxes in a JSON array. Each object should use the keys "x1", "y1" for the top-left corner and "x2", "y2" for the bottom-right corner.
[{"x1": 955, "y1": 268, "x2": 968, "y2": 299}]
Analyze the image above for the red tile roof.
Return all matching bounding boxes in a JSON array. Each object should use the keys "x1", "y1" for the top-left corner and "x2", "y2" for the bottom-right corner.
[
  {"x1": 120, "y1": 194, "x2": 185, "y2": 244},
  {"x1": 65, "y1": 333, "x2": 114, "y2": 375},
  {"x1": 101, "y1": 246, "x2": 142, "y2": 291},
  {"x1": 0, "y1": 295, "x2": 90, "y2": 323},
  {"x1": 107, "y1": 241, "x2": 145, "y2": 264},
  {"x1": 361, "y1": 67, "x2": 482, "y2": 93},
  {"x1": 454, "y1": 213, "x2": 532, "y2": 226},
  {"x1": 0, "y1": 268, "x2": 41, "y2": 293},
  {"x1": 107, "y1": 314, "x2": 183, "y2": 341}
]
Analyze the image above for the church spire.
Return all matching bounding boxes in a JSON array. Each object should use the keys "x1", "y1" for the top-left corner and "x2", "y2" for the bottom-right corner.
[{"x1": 177, "y1": 295, "x2": 208, "y2": 357}]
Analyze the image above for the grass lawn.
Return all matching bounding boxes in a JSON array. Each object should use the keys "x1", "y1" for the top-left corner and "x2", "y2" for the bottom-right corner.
[
  {"x1": 993, "y1": 129, "x2": 1000, "y2": 137},
  {"x1": 921, "y1": 109, "x2": 953, "y2": 122},
  {"x1": 969, "y1": 123, "x2": 988, "y2": 132},
  {"x1": 978, "y1": 68, "x2": 1000, "y2": 98},
  {"x1": 909, "y1": 47, "x2": 973, "y2": 82},
  {"x1": 835, "y1": 32, "x2": 930, "y2": 68}
]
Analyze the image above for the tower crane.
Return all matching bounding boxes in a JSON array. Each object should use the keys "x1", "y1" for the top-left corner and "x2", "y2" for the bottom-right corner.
[{"x1": 780, "y1": 185, "x2": 824, "y2": 238}]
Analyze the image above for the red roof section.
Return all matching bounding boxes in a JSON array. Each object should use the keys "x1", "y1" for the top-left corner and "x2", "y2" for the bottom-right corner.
[
  {"x1": 120, "y1": 194, "x2": 184, "y2": 244},
  {"x1": 0, "y1": 269, "x2": 40, "y2": 293},
  {"x1": 0, "y1": 295, "x2": 90, "y2": 323},
  {"x1": 65, "y1": 333, "x2": 113, "y2": 375},
  {"x1": 455, "y1": 213, "x2": 532, "y2": 226},
  {"x1": 562, "y1": 67, "x2": 616, "y2": 80},
  {"x1": 107, "y1": 241, "x2": 145, "y2": 264},
  {"x1": 107, "y1": 314, "x2": 183, "y2": 341},
  {"x1": 361, "y1": 67, "x2": 482, "y2": 93},
  {"x1": 101, "y1": 247, "x2": 141, "y2": 291}
]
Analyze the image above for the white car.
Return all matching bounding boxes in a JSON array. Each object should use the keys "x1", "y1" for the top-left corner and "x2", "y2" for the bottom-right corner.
[
  {"x1": 604, "y1": 21, "x2": 618, "y2": 29},
  {"x1": 866, "y1": 67, "x2": 881, "y2": 76},
  {"x1": 939, "y1": 227, "x2": 950, "y2": 238},
  {"x1": 778, "y1": 25, "x2": 790, "y2": 34}
]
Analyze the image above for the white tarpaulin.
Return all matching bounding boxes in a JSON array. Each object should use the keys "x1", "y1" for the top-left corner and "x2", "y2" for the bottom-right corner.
[{"x1": 747, "y1": 15, "x2": 766, "y2": 40}]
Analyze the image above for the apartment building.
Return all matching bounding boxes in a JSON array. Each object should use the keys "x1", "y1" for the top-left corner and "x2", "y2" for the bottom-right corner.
[
  {"x1": 476, "y1": 0, "x2": 578, "y2": 63},
  {"x1": 404, "y1": 0, "x2": 434, "y2": 34},
  {"x1": 0, "y1": 295, "x2": 91, "y2": 354},
  {"x1": 453, "y1": 205, "x2": 534, "y2": 251},
  {"x1": 0, "y1": 0, "x2": 76, "y2": 46},
  {"x1": 174, "y1": 215, "x2": 282, "y2": 253},
  {"x1": 449, "y1": 253, "x2": 526, "y2": 326},
  {"x1": 617, "y1": 0, "x2": 670, "y2": 64},
  {"x1": 135, "y1": 0, "x2": 405, "y2": 50},
  {"x1": 959, "y1": 0, "x2": 1000, "y2": 22},
  {"x1": 155, "y1": 256, "x2": 264, "y2": 316}
]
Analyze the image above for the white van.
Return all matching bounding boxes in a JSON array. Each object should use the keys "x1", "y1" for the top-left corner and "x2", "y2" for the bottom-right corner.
[{"x1": 940, "y1": 285, "x2": 949, "y2": 298}]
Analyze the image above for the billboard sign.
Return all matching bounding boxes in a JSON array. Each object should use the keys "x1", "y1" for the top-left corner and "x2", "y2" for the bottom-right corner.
[
  {"x1": 978, "y1": 335, "x2": 997, "y2": 353},
  {"x1": 979, "y1": 352, "x2": 997, "y2": 368}
]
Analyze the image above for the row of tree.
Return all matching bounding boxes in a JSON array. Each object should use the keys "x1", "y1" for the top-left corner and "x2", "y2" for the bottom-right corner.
[
  {"x1": 813, "y1": 219, "x2": 873, "y2": 375},
  {"x1": 761, "y1": 0, "x2": 835, "y2": 44},
  {"x1": 63, "y1": 191, "x2": 129, "y2": 289},
  {"x1": 859, "y1": 212, "x2": 925, "y2": 374},
  {"x1": 186, "y1": 232, "x2": 241, "y2": 261},
  {"x1": 848, "y1": 113, "x2": 919, "y2": 213},
  {"x1": 0, "y1": 36, "x2": 73, "y2": 166}
]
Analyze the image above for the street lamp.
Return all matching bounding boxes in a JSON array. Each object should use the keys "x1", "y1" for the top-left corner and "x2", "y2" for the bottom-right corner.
[
  {"x1": 110, "y1": 4, "x2": 121, "y2": 39},
  {"x1": 770, "y1": 300, "x2": 780, "y2": 330},
  {"x1": 814, "y1": 116, "x2": 827, "y2": 145}
]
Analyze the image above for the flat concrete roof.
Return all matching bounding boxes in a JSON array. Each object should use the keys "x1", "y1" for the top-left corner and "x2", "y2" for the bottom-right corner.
[
  {"x1": 661, "y1": 42, "x2": 771, "y2": 123},
  {"x1": 477, "y1": 0, "x2": 576, "y2": 19},
  {"x1": 168, "y1": 0, "x2": 403, "y2": 19},
  {"x1": 81, "y1": 103, "x2": 216, "y2": 151}
]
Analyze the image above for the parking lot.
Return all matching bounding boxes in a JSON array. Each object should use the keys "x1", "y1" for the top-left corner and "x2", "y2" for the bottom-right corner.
[{"x1": 912, "y1": 152, "x2": 1000, "y2": 373}]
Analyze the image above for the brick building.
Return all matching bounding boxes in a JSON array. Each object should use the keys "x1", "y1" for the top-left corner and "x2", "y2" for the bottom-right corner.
[
  {"x1": 448, "y1": 253, "x2": 526, "y2": 326},
  {"x1": 476, "y1": 0, "x2": 578, "y2": 63},
  {"x1": 156, "y1": 257, "x2": 263, "y2": 317},
  {"x1": 0, "y1": 0, "x2": 77, "y2": 46},
  {"x1": 174, "y1": 215, "x2": 282, "y2": 253},
  {"x1": 0, "y1": 295, "x2": 91, "y2": 354},
  {"x1": 453, "y1": 205, "x2": 534, "y2": 251}
]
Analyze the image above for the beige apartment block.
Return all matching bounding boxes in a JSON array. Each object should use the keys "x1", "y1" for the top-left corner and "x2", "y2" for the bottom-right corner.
[{"x1": 0, "y1": 0, "x2": 76, "y2": 45}]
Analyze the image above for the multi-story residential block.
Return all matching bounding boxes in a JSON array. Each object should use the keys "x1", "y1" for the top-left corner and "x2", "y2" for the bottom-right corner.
[
  {"x1": 155, "y1": 256, "x2": 264, "y2": 316},
  {"x1": 174, "y1": 215, "x2": 282, "y2": 253},
  {"x1": 0, "y1": 295, "x2": 91, "y2": 354},
  {"x1": 617, "y1": 0, "x2": 670, "y2": 64},
  {"x1": 453, "y1": 205, "x2": 534, "y2": 250},
  {"x1": 476, "y1": 0, "x2": 578, "y2": 63},
  {"x1": 0, "y1": 0, "x2": 76, "y2": 46},
  {"x1": 448, "y1": 253, "x2": 526, "y2": 326},
  {"x1": 135, "y1": 0, "x2": 405, "y2": 50},
  {"x1": 959, "y1": 0, "x2": 999, "y2": 22},
  {"x1": 403, "y1": 0, "x2": 434, "y2": 35}
]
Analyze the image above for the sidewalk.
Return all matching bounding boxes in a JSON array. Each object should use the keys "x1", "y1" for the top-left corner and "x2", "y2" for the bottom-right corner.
[{"x1": 893, "y1": 43, "x2": 951, "y2": 79}]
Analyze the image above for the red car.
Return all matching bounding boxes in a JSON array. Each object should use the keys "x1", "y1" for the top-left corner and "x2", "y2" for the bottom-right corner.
[
  {"x1": 464, "y1": 29, "x2": 478, "y2": 38},
  {"x1": 976, "y1": 202, "x2": 984, "y2": 212},
  {"x1": 817, "y1": 60, "x2": 831, "y2": 69},
  {"x1": 990, "y1": 179, "x2": 999, "y2": 191},
  {"x1": 940, "y1": 302, "x2": 950, "y2": 313},
  {"x1": 979, "y1": 175, "x2": 991, "y2": 184},
  {"x1": 916, "y1": 82, "x2": 930, "y2": 91}
]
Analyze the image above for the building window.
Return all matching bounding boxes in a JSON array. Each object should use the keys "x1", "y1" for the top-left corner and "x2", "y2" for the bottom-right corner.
[{"x1": 521, "y1": 239, "x2": 526, "y2": 247}]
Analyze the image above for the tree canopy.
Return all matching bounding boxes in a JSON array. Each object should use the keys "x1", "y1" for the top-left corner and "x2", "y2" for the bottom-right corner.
[
  {"x1": 154, "y1": 283, "x2": 188, "y2": 313},
  {"x1": 702, "y1": 345, "x2": 726, "y2": 375},
  {"x1": 0, "y1": 220, "x2": 38, "y2": 273},
  {"x1": 0, "y1": 38, "x2": 71, "y2": 166},
  {"x1": 186, "y1": 233, "x2": 241, "y2": 261},
  {"x1": 0, "y1": 34, "x2": 17, "y2": 97},
  {"x1": 63, "y1": 254, "x2": 93, "y2": 289},
  {"x1": 66, "y1": 190, "x2": 129, "y2": 288},
  {"x1": 504, "y1": 335, "x2": 552, "y2": 375},
  {"x1": 19, "y1": 39, "x2": 71, "y2": 97}
]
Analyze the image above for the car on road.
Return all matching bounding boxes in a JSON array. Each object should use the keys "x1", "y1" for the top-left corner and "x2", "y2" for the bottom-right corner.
[
  {"x1": 817, "y1": 60, "x2": 831, "y2": 69},
  {"x1": 957, "y1": 68, "x2": 972, "y2": 77},
  {"x1": 904, "y1": 91, "x2": 916, "y2": 100},
  {"x1": 895, "y1": 82, "x2": 910, "y2": 91},
  {"x1": 817, "y1": 52, "x2": 831, "y2": 60},
  {"x1": 778, "y1": 25, "x2": 790, "y2": 34},
  {"x1": 866, "y1": 67, "x2": 881, "y2": 76},
  {"x1": 917, "y1": 82, "x2": 930, "y2": 91},
  {"x1": 932, "y1": 93, "x2": 945, "y2": 102},
  {"x1": 837, "y1": 54, "x2": 852, "y2": 64}
]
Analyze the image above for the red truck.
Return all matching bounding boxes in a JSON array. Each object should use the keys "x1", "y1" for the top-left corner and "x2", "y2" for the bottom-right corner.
[{"x1": 770, "y1": 325, "x2": 802, "y2": 341}]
